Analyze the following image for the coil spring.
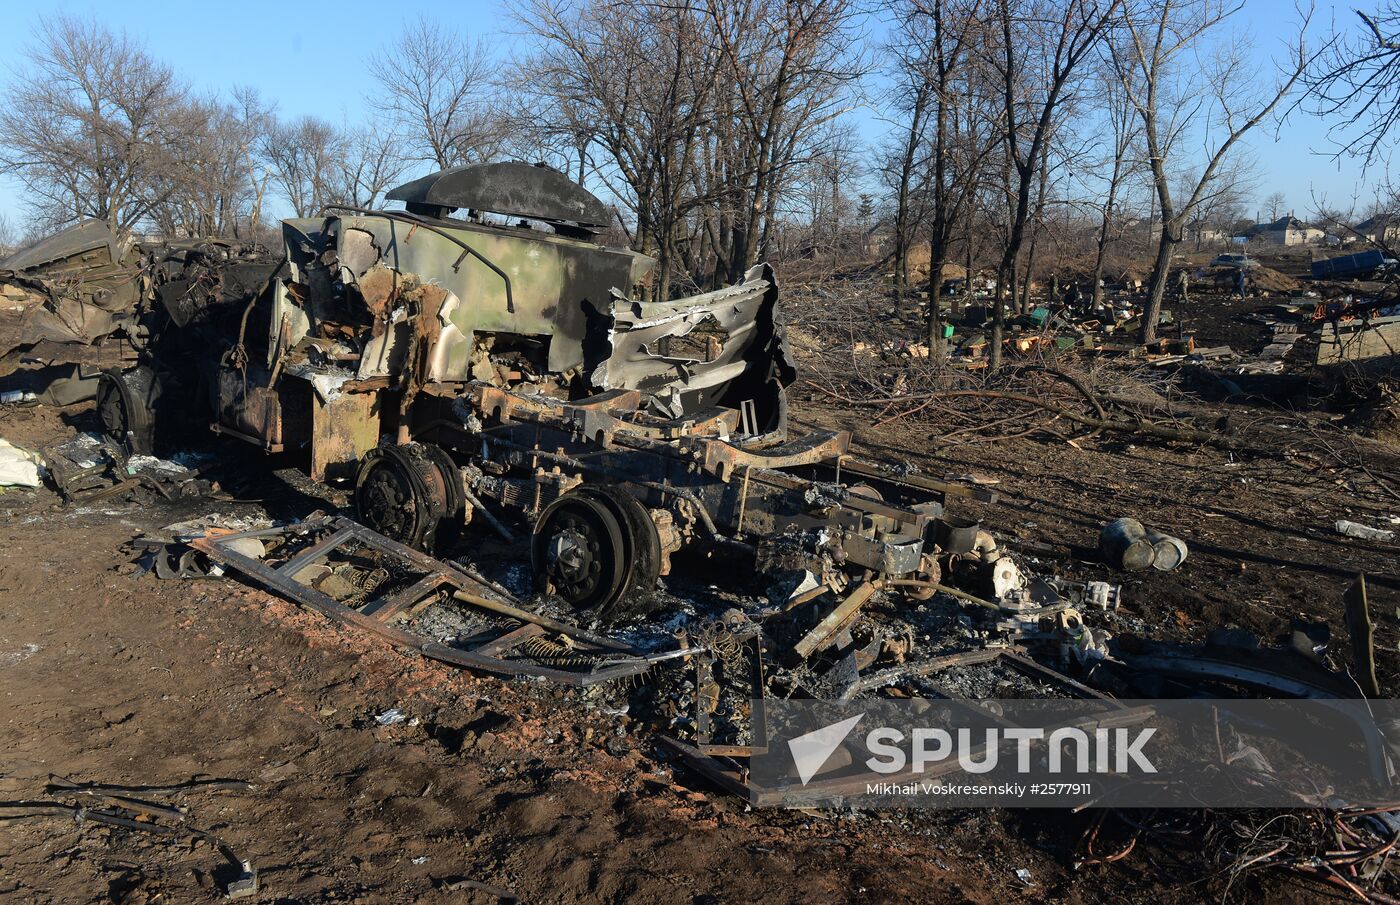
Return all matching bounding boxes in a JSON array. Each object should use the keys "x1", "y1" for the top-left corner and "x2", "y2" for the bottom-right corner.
[
  {"x1": 691, "y1": 619, "x2": 745, "y2": 665},
  {"x1": 518, "y1": 634, "x2": 608, "y2": 668},
  {"x1": 342, "y1": 566, "x2": 393, "y2": 608}
]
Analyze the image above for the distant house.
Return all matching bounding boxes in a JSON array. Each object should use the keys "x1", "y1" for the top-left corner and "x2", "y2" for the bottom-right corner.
[
  {"x1": 1187, "y1": 224, "x2": 1229, "y2": 246},
  {"x1": 1352, "y1": 213, "x2": 1400, "y2": 246},
  {"x1": 1246, "y1": 215, "x2": 1325, "y2": 246}
]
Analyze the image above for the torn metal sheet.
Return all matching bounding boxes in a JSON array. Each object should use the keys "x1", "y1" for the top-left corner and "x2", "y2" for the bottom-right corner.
[{"x1": 591, "y1": 263, "x2": 795, "y2": 430}]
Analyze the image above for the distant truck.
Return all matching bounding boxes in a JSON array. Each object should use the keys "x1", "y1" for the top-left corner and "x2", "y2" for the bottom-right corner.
[{"x1": 1310, "y1": 249, "x2": 1398, "y2": 281}]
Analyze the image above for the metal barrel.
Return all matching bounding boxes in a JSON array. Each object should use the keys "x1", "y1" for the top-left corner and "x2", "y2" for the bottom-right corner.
[
  {"x1": 1098, "y1": 517, "x2": 1156, "y2": 571},
  {"x1": 1144, "y1": 529, "x2": 1188, "y2": 571}
]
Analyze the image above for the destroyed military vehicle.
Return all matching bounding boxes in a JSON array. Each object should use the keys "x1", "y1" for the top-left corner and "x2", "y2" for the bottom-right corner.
[{"x1": 14, "y1": 162, "x2": 1005, "y2": 622}]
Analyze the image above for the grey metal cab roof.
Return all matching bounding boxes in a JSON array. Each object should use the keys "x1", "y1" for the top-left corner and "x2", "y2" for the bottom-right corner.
[
  {"x1": 0, "y1": 218, "x2": 128, "y2": 272},
  {"x1": 386, "y1": 162, "x2": 611, "y2": 228}
]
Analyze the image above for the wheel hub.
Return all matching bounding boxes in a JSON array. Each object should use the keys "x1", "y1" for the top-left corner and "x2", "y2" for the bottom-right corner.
[
  {"x1": 353, "y1": 443, "x2": 462, "y2": 551},
  {"x1": 545, "y1": 526, "x2": 588, "y2": 578}
]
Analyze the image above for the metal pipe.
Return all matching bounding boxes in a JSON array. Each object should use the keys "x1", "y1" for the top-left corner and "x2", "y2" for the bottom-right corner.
[
  {"x1": 885, "y1": 579, "x2": 1000, "y2": 610},
  {"x1": 462, "y1": 486, "x2": 515, "y2": 542}
]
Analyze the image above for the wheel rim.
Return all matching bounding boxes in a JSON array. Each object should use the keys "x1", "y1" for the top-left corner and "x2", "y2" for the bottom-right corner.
[
  {"x1": 576, "y1": 485, "x2": 662, "y2": 620},
  {"x1": 357, "y1": 457, "x2": 421, "y2": 544},
  {"x1": 354, "y1": 443, "x2": 460, "y2": 550},
  {"x1": 532, "y1": 494, "x2": 626, "y2": 614},
  {"x1": 95, "y1": 368, "x2": 155, "y2": 455},
  {"x1": 95, "y1": 379, "x2": 129, "y2": 447}
]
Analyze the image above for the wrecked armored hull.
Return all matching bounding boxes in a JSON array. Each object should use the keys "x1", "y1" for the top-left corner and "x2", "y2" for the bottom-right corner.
[{"x1": 0, "y1": 219, "x2": 280, "y2": 407}]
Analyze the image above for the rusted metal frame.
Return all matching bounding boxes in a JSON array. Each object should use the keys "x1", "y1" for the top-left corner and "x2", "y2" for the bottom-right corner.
[
  {"x1": 190, "y1": 532, "x2": 424, "y2": 647},
  {"x1": 696, "y1": 430, "x2": 851, "y2": 481},
  {"x1": 656, "y1": 736, "x2": 753, "y2": 799},
  {"x1": 191, "y1": 520, "x2": 648, "y2": 685},
  {"x1": 696, "y1": 632, "x2": 768, "y2": 757},
  {"x1": 330, "y1": 518, "x2": 628, "y2": 650},
  {"x1": 694, "y1": 652, "x2": 720, "y2": 750},
  {"x1": 323, "y1": 206, "x2": 516, "y2": 312},
  {"x1": 577, "y1": 405, "x2": 740, "y2": 444},
  {"x1": 834, "y1": 456, "x2": 998, "y2": 504},
  {"x1": 470, "y1": 389, "x2": 752, "y2": 467},
  {"x1": 361, "y1": 573, "x2": 447, "y2": 621},
  {"x1": 473, "y1": 384, "x2": 641, "y2": 423},
  {"x1": 274, "y1": 526, "x2": 357, "y2": 578},
  {"x1": 472, "y1": 434, "x2": 733, "y2": 541},
  {"x1": 794, "y1": 582, "x2": 879, "y2": 660},
  {"x1": 735, "y1": 466, "x2": 753, "y2": 535}
]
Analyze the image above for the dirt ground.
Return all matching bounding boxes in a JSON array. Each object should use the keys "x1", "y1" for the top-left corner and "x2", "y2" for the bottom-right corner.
[{"x1": 2, "y1": 298, "x2": 1398, "y2": 904}]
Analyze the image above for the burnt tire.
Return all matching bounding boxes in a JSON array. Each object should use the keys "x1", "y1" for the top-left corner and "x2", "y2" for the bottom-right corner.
[
  {"x1": 95, "y1": 367, "x2": 156, "y2": 456},
  {"x1": 354, "y1": 442, "x2": 464, "y2": 552},
  {"x1": 576, "y1": 484, "x2": 662, "y2": 621},
  {"x1": 531, "y1": 484, "x2": 662, "y2": 621}
]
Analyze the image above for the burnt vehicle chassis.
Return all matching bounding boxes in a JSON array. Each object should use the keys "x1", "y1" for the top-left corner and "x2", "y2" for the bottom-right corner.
[
  {"x1": 381, "y1": 381, "x2": 994, "y2": 621},
  {"x1": 87, "y1": 162, "x2": 1001, "y2": 623}
]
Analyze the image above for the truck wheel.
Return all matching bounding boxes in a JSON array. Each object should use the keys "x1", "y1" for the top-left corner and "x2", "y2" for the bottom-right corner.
[
  {"x1": 578, "y1": 485, "x2": 662, "y2": 620},
  {"x1": 95, "y1": 367, "x2": 156, "y2": 456},
  {"x1": 531, "y1": 485, "x2": 662, "y2": 621},
  {"x1": 354, "y1": 443, "x2": 463, "y2": 551}
]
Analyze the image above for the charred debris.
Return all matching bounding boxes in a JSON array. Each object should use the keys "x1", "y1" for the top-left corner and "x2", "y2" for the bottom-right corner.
[{"x1": 0, "y1": 164, "x2": 1393, "y2": 819}]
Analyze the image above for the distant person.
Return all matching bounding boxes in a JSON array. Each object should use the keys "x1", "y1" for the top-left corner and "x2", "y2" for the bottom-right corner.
[
  {"x1": 1234, "y1": 267, "x2": 1247, "y2": 299},
  {"x1": 1063, "y1": 282, "x2": 1080, "y2": 311},
  {"x1": 1176, "y1": 269, "x2": 1190, "y2": 303}
]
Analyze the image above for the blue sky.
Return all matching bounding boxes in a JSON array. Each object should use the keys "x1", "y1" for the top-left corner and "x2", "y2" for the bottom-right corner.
[{"x1": 0, "y1": 0, "x2": 1377, "y2": 227}]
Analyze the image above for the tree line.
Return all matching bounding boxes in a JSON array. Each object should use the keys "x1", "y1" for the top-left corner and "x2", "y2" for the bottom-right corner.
[{"x1": 7, "y1": 1, "x2": 1400, "y2": 361}]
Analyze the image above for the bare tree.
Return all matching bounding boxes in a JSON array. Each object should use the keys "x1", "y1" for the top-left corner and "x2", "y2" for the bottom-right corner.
[
  {"x1": 146, "y1": 95, "x2": 266, "y2": 238},
  {"x1": 511, "y1": 0, "x2": 721, "y2": 300},
  {"x1": 985, "y1": 0, "x2": 1120, "y2": 370},
  {"x1": 261, "y1": 116, "x2": 346, "y2": 218},
  {"x1": 0, "y1": 16, "x2": 191, "y2": 234},
  {"x1": 369, "y1": 17, "x2": 503, "y2": 171},
  {"x1": 0, "y1": 214, "x2": 17, "y2": 257},
  {"x1": 1112, "y1": 0, "x2": 1307, "y2": 344},
  {"x1": 328, "y1": 127, "x2": 409, "y2": 209},
  {"x1": 883, "y1": 1, "x2": 939, "y2": 291},
  {"x1": 1087, "y1": 64, "x2": 1139, "y2": 308},
  {"x1": 1302, "y1": 4, "x2": 1400, "y2": 167},
  {"x1": 904, "y1": 0, "x2": 996, "y2": 354},
  {"x1": 1263, "y1": 189, "x2": 1287, "y2": 220}
]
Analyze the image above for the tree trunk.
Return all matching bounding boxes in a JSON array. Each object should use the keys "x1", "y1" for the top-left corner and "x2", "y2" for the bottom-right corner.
[
  {"x1": 928, "y1": 240, "x2": 945, "y2": 358},
  {"x1": 961, "y1": 218, "x2": 973, "y2": 318},
  {"x1": 1020, "y1": 232, "x2": 1037, "y2": 314},
  {"x1": 1139, "y1": 224, "x2": 1176, "y2": 344},
  {"x1": 893, "y1": 88, "x2": 930, "y2": 292},
  {"x1": 1090, "y1": 193, "x2": 1115, "y2": 310}
]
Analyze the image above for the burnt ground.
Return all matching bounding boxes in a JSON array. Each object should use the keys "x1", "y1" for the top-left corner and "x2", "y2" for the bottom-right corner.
[{"x1": 2, "y1": 299, "x2": 1399, "y2": 905}]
